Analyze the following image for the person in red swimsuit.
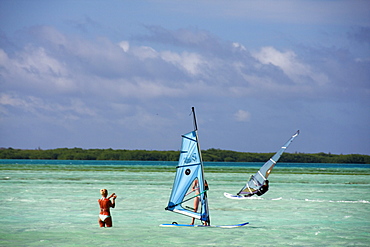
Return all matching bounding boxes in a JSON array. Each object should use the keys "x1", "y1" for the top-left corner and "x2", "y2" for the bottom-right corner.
[{"x1": 98, "y1": 189, "x2": 117, "y2": 227}]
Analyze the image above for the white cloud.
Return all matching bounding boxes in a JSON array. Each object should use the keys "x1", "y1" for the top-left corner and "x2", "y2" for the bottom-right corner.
[
  {"x1": 161, "y1": 51, "x2": 205, "y2": 75},
  {"x1": 234, "y1": 110, "x2": 251, "y2": 122},
  {"x1": 29, "y1": 25, "x2": 68, "y2": 47},
  {"x1": 0, "y1": 93, "x2": 96, "y2": 118},
  {"x1": 252, "y1": 46, "x2": 329, "y2": 85},
  {"x1": 1, "y1": 25, "x2": 363, "y2": 106},
  {"x1": 232, "y1": 42, "x2": 246, "y2": 51},
  {"x1": 252, "y1": 47, "x2": 308, "y2": 80},
  {"x1": 118, "y1": 41, "x2": 130, "y2": 52},
  {"x1": 0, "y1": 49, "x2": 9, "y2": 65},
  {"x1": 0, "y1": 93, "x2": 29, "y2": 108},
  {"x1": 0, "y1": 45, "x2": 76, "y2": 94},
  {"x1": 131, "y1": 45, "x2": 158, "y2": 60}
]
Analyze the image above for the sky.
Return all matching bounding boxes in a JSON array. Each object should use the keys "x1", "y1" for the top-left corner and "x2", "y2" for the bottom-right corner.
[{"x1": 0, "y1": 0, "x2": 369, "y2": 155}]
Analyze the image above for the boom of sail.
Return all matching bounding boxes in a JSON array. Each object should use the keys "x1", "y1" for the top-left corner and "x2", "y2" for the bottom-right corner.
[
  {"x1": 165, "y1": 107, "x2": 210, "y2": 225},
  {"x1": 237, "y1": 130, "x2": 300, "y2": 197}
]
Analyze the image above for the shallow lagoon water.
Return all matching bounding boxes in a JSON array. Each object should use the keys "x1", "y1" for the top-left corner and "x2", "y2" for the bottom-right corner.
[{"x1": 0, "y1": 160, "x2": 369, "y2": 246}]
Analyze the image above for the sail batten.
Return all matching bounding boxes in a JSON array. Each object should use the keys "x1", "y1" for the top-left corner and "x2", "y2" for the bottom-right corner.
[
  {"x1": 258, "y1": 171, "x2": 267, "y2": 181},
  {"x1": 176, "y1": 163, "x2": 201, "y2": 168}
]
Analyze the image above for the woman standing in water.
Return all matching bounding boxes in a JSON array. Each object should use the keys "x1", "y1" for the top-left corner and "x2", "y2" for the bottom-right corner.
[{"x1": 98, "y1": 189, "x2": 117, "y2": 227}]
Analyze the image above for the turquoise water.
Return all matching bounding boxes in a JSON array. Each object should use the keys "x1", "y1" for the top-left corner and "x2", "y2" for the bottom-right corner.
[{"x1": 0, "y1": 160, "x2": 369, "y2": 246}]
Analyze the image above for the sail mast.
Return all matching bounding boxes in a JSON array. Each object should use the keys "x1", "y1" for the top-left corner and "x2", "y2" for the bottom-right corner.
[
  {"x1": 192, "y1": 107, "x2": 198, "y2": 131},
  {"x1": 192, "y1": 107, "x2": 203, "y2": 164},
  {"x1": 191, "y1": 107, "x2": 210, "y2": 224}
]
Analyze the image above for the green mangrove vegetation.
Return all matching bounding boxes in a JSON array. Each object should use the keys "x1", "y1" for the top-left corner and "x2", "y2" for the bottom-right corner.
[{"x1": 0, "y1": 147, "x2": 369, "y2": 164}]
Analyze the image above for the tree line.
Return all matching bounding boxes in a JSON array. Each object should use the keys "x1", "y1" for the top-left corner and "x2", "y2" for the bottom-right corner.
[{"x1": 0, "y1": 147, "x2": 369, "y2": 164}]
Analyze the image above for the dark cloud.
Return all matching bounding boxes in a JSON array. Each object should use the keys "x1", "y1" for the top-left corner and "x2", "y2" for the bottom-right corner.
[
  {"x1": 66, "y1": 16, "x2": 102, "y2": 34},
  {"x1": 348, "y1": 26, "x2": 370, "y2": 44},
  {"x1": 136, "y1": 25, "x2": 229, "y2": 55}
]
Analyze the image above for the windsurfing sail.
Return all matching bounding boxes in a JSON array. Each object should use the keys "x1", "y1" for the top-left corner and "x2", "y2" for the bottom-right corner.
[
  {"x1": 165, "y1": 107, "x2": 210, "y2": 225},
  {"x1": 236, "y1": 130, "x2": 299, "y2": 197}
]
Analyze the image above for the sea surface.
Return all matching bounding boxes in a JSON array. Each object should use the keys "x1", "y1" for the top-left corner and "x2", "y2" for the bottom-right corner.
[{"x1": 0, "y1": 160, "x2": 369, "y2": 247}]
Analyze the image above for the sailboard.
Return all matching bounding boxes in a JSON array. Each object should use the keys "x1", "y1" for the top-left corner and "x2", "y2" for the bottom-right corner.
[
  {"x1": 161, "y1": 107, "x2": 248, "y2": 228},
  {"x1": 160, "y1": 222, "x2": 249, "y2": 228},
  {"x1": 224, "y1": 130, "x2": 299, "y2": 199}
]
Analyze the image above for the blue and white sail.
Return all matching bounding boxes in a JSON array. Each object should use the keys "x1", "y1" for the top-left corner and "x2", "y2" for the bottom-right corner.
[
  {"x1": 165, "y1": 107, "x2": 210, "y2": 225},
  {"x1": 230, "y1": 130, "x2": 299, "y2": 198}
]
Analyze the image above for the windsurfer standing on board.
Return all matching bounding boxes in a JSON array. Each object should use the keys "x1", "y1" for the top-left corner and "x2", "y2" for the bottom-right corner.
[
  {"x1": 190, "y1": 179, "x2": 209, "y2": 225},
  {"x1": 98, "y1": 189, "x2": 117, "y2": 227},
  {"x1": 190, "y1": 179, "x2": 200, "y2": 225},
  {"x1": 256, "y1": 180, "x2": 269, "y2": 196},
  {"x1": 244, "y1": 178, "x2": 269, "y2": 197}
]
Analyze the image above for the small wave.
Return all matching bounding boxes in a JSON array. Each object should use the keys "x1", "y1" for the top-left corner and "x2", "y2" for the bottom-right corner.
[
  {"x1": 305, "y1": 199, "x2": 325, "y2": 203},
  {"x1": 249, "y1": 197, "x2": 264, "y2": 200},
  {"x1": 305, "y1": 199, "x2": 370, "y2": 204},
  {"x1": 335, "y1": 200, "x2": 370, "y2": 204},
  {"x1": 271, "y1": 197, "x2": 282, "y2": 201},
  {"x1": 5, "y1": 198, "x2": 36, "y2": 202}
]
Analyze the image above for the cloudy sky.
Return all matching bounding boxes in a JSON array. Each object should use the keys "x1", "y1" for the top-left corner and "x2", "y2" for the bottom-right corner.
[{"x1": 0, "y1": 0, "x2": 369, "y2": 155}]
